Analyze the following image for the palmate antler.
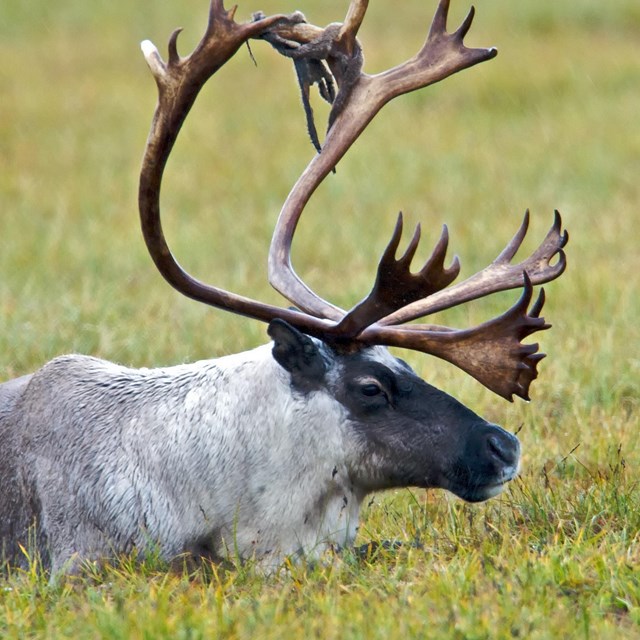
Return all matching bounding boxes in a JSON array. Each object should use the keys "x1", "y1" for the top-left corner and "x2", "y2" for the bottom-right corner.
[{"x1": 139, "y1": 0, "x2": 568, "y2": 402}]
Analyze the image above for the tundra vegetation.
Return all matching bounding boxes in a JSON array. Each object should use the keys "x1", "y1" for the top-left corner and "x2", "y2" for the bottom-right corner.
[{"x1": 0, "y1": 0, "x2": 638, "y2": 638}]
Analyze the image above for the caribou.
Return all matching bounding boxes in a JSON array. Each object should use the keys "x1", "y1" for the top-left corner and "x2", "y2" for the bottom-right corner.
[{"x1": 0, "y1": 0, "x2": 567, "y2": 577}]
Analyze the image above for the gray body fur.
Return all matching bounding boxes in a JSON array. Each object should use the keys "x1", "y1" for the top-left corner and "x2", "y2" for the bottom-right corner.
[{"x1": 1, "y1": 345, "x2": 358, "y2": 573}]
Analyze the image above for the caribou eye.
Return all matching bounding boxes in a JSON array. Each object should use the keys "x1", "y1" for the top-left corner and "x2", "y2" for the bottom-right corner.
[
  {"x1": 352, "y1": 375, "x2": 392, "y2": 407},
  {"x1": 361, "y1": 383, "x2": 385, "y2": 398},
  {"x1": 348, "y1": 375, "x2": 393, "y2": 411}
]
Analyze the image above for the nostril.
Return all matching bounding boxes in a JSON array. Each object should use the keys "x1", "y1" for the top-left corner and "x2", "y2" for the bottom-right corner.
[{"x1": 487, "y1": 434, "x2": 517, "y2": 466}]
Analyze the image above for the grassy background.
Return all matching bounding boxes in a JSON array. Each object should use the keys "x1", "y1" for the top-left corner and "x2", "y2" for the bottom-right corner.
[{"x1": 0, "y1": 0, "x2": 638, "y2": 637}]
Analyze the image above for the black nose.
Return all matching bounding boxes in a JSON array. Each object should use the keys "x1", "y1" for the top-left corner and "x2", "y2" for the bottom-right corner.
[
  {"x1": 464, "y1": 423, "x2": 520, "y2": 472},
  {"x1": 486, "y1": 431, "x2": 519, "y2": 467}
]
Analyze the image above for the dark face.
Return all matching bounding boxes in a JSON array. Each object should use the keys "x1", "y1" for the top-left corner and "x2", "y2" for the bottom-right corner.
[
  {"x1": 268, "y1": 320, "x2": 520, "y2": 503},
  {"x1": 331, "y1": 347, "x2": 521, "y2": 502}
]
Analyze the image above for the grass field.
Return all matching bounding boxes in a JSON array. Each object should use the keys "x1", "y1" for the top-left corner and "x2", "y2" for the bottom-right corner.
[{"x1": 1, "y1": 0, "x2": 639, "y2": 637}]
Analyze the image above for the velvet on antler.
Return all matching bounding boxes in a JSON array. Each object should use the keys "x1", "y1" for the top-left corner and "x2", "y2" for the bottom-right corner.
[{"x1": 139, "y1": 0, "x2": 568, "y2": 401}]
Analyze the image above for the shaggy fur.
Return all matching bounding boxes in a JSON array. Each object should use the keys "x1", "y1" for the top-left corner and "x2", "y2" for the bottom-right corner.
[{"x1": 0, "y1": 323, "x2": 519, "y2": 576}]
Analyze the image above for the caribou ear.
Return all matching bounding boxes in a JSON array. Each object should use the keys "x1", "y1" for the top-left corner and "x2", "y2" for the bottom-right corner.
[{"x1": 268, "y1": 319, "x2": 326, "y2": 389}]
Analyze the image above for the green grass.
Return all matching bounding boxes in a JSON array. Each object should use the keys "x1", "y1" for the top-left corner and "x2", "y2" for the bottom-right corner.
[{"x1": 0, "y1": 0, "x2": 638, "y2": 637}]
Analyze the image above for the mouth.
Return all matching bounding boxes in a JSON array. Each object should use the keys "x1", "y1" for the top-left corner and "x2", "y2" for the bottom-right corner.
[
  {"x1": 458, "y1": 481, "x2": 509, "y2": 503},
  {"x1": 446, "y1": 470, "x2": 518, "y2": 503}
]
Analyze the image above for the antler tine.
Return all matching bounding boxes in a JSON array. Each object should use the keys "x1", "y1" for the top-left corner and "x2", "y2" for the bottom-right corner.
[
  {"x1": 420, "y1": 224, "x2": 461, "y2": 282},
  {"x1": 495, "y1": 208, "x2": 530, "y2": 263},
  {"x1": 268, "y1": 0, "x2": 497, "y2": 319},
  {"x1": 379, "y1": 210, "x2": 568, "y2": 325},
  {"x1": 428, "y1": 0, "x2": 451, "y2": 36},
  {"x1": 454, "y1": 6, "x2": 477, "y2": 40},
  {"x1": 400, "y1": 221, "x2": 423, "y2": 267},
  {"x1": 338, "y1": 0, "x2": 369, "y2": 53},
  {"x1": 362, "y1": 274, "x2": 550, "y2": 401}
]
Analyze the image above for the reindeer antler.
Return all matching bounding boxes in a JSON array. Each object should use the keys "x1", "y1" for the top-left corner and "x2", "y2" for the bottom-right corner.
[
  {"x1": 267, "y1": 0, "x2": 498, "y2": 318},
  {"x1": 139, "y1": 0, "x2": 568, "y2": 402},
  {"x1": 139, "y1": 3, "x2": 335, "y2": 335}
]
